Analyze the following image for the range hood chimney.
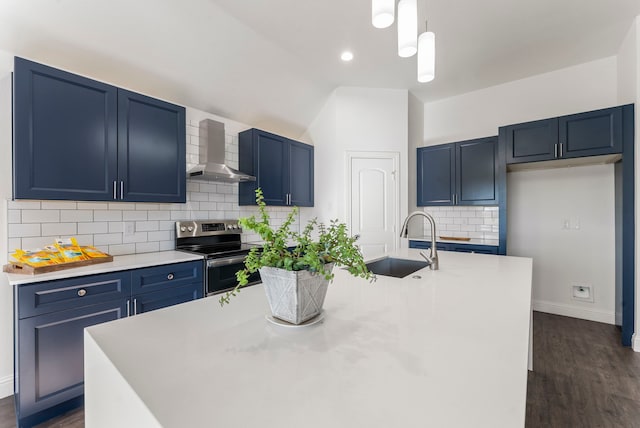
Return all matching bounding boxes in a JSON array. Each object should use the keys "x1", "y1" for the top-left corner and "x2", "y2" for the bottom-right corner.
[{"x1": 187, "y1": 119, "x2": 256, "y2": 183}]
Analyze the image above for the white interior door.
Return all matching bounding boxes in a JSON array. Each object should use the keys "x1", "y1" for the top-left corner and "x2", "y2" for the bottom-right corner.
[{"x1": 348, "y1": 153, "x2": 399, "y2": 259}]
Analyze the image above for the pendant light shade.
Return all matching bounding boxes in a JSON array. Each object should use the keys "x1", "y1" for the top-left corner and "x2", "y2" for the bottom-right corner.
[
  {"x1": 372, "y1": 0, "x2": 394, "y2": 29},
  {"x1": 397, "y1": 0, "x2": 417, "y2": 57},
  {"x1": 418, "y1": 31, "x2": 435, "y2": 82}
]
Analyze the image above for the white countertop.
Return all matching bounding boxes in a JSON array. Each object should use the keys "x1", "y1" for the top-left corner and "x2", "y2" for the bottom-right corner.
[
  {"x1": 409, "y1": 236, "x2": 499, "y2": 246},
  {"x1": 6, "y1": 251, "x2": 204, "y2": 285},
  {"x1": 85, "y1": 249, "x2": 532, "y2": 428}
]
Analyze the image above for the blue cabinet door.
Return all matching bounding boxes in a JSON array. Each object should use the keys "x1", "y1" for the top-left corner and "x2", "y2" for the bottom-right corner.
[
  {"x1": 131, "y1": 261, "x2": 203, "y2": 295},
  {"x1": 456, "y1": 137, "x2": 498, "y2": 205},
  {"x1": 133, "y1": 282, "x2": 202, "y2": 315},
  {"x1": 117, "y1": 89, "x2": 186, "y2": 202},
  {"x1": 239, "y1": 129, "x2": 288, "y2": 205},
  {"x1": 13, "y1": 57, "x2": 118, "y2": 200},
  {"x1": 559, "y1": 106, "x2": 623, "y2": 158},
  {"x1": 504, "y1": 118, "x2": 558, "y2": 164},
  {"x1": 239, "y1": 129, "x2": 314, "y2": 206},
  {"x1": 16, "y1": 300, "x2": 127, "y2": 424},
  {"x1": 417, "y1": 144, "x2": 455, "y2": 206},
  {"x1": 289, "y1": 141, "x2": 314, "y2": 207}
]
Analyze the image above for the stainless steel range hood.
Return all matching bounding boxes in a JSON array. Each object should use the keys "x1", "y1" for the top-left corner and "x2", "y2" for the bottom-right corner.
[{"x1": 187, "y1": 119, "x2": 256, "y2": 183}]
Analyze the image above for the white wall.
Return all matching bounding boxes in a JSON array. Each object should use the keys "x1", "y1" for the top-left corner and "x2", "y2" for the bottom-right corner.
[
  {"x1": 407, "y1": 94, "x2": 424, "y2": 238},
  {"x1": 0, "y1": 70, "x2": 14, "y2": 397},
  {"x1": 422, "y1": 56, "x2": 619, "y2": 324},
  {"x1": 617, "y1": 16, "x2": 640, "y2": 351},
  {"x1": 305, "y1": 87, "x2": 409, "y2": 229},
  {"x1": 508, "y1": 165, "x2": 616, "y2": 322}
]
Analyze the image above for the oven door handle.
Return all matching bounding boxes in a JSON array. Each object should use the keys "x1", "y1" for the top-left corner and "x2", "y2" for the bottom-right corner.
[{"x1": 207, "y1": 255, "x2": 248, "y2": 268}]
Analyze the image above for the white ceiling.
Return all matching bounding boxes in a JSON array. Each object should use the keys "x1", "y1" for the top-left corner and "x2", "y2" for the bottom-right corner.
[{"x1": 0, "y1": 0, "x2": 638, "y2": 137}]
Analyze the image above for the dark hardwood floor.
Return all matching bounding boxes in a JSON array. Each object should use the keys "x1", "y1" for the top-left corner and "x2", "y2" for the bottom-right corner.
[{"x1": 0, "y1": 311, "x2": 638, "y2": 427}]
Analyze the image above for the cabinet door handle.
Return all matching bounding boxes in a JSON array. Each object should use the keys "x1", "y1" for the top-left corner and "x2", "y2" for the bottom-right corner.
[
  {"x1": 113, "y1": 181, "x2": 117, "y2": 200},
  {"x1": 167, "y1": 273, "x2": 174, "y2": 280},
  {"x1": 77, "y1": 289, "x2": 87, "y2": 297},
  {"x1": 126, "y1": 299, "x2": 130, "y2": 317},
  {"x1": 120, "y1": 181, "x2": 124, "y2": 200},
  {"x1": 133, "y1": 298, "x2": 137, "y2": 315},
  {"x1": 554, "y1": 143, "x2": 558, "y2": 158},
  {"x1": 559, "y1": 143, "x2": 563, "y2": 158}
]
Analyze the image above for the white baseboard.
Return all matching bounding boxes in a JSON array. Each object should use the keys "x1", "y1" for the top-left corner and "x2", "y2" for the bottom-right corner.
[
  {"x1": 533, "y1": 300, "x2": 615, "y2": 325},
  {"x1": 0, "y1": 374, "x2": 13, "y2": 399},
  {"x1": 633, "y1": 333, "x2": 640, "y2": 352}
]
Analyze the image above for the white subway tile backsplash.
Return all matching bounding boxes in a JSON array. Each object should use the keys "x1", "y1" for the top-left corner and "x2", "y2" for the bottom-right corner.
[
  {"x1": 94, "y1": 210, "x2": 122, "y2": 222},
  {"x1": 148, "y1": 211, "x2": 171, "y2": 221},
  {"x1": 78, "y1": 222, "x2": 108, "y2": 234},
  {"x1": 61, "y1": 210, "x2": 93, "y2": 222},
  {"x1": 136, "y1": 203, "x2": 159, "y2": 211},
  {"x1": 94, "y1": 233, "x2": 123, "y2": 246},
  {"x1": 136, "y1": 242, "x2": 160, "y2": 253},
  {"x1": 41, "y1": 201, "x2": 78, "y2": 210},
  {"x1": 159, "y1": 240, "x2": 175, "y2": 251},
  {"x1": 22, "y1": 210, "x2": 60, "y2": 223},
  {"x1": 123, "y1": 211, "x2": 147, "y2": 221},
  {"x1": 159, "y1": 221, "x2": 175, "y2": 231},
  {"x1": 123, "y1": 232, "x2": 148, "y2": 244},
  {"x1": 75, "y1": 235, "x2": 95, "y2": 246},
  {"x1": 135, "y1": 221, "x2": 159, "y2": 232},
  {"x1": 42, "y1": 223, "x2": 77, "y2": 236},
  {"x1": 77, "y1": 202, "x2": 108, "y2": 210},
  {"x1": 423, "y1": 205, "x2": 500, "y2": 242},
  {"x1": 8, "y1": 210, "x2": 21, "y2": 223},
  {"x1": 7, "y1": 238, "x2": 21, "y2": 252},
  {"x1": 21, "y1": 236, "x2": 58, "y2": 250},
  {"x1": 108, "y1": 244, "x2": 136, "y2": 256},
  {"x1": 109, "y1": 202, "x2": 136, "y2": 211},
  {"x1": 148, "y1": 231, "x2": 171, "y2": 241},
  {"x1": 8, "y1": 223, "x2": 40, "y2": 238},
  {"x1": 8, "y1": 201, "x2": 41, "y2": 209},
  {"x1": 109, "y1": 222, "x2": 125, "y2": 233}
]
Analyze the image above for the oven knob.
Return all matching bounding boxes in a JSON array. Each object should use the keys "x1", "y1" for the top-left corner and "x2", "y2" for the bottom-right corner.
[
  {"x1": 187, "y1": 226, "x2": 194, "y2": 232},
  {"x1": 180, "y1": 226, "x2": 186, "y2": 232},
  {"x1": 227, "y1": 225, "x2": 233, "y2": 230},
  {"x1": 233, "y1": 224, "x2": 239, "y2": 229}
]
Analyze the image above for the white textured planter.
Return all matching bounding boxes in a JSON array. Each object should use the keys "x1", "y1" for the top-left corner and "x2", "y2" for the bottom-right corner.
[{"x1": 259, "y1": 263, "x2": 334, "y2": 325}]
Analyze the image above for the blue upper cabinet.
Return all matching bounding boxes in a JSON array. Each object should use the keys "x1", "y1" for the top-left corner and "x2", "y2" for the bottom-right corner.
[
  {"x1": 417, "y1": 137, "x2": 497, "y2": 206},
  {"x1": 417, "y1": 144, "x2": 455, "y2": 206},
  {"x1": 456, "y1": 137, "x2": 498, "y2": 205},
  {"x1": 117, "y1": 90, "x2": 186, "y2": 202},
  {"x1": 504, "y1": 118, "x2": 558, "y2": 164},
  {"x1": 13, "y1": 57, "x2": 118, "y2": 201},
  {"x1": 504, "y1": 106, "x2": 624, "y2": 164},
  {"x1": 13, "y1": 57, "x2": 186, "y2": 202},
  {"x1": 238, "y1": 128, "x2": 314, "y2": 206},
  {"x1": 559, "y1": 106, "x2": 623, "y2": 158}
]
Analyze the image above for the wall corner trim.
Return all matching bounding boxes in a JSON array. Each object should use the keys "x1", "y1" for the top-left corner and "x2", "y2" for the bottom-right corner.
[
  {"x1": 0, "y1": 374, "x2": 13, "y2": 399},
  {"x1": 632, "y1": 333, "x2": 640, "y2": 352}
]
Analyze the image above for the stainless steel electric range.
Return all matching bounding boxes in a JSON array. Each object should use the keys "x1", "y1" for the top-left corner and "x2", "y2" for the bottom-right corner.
[{"x1": 175, "y1": 220, "x2": 261, "y2": 296}]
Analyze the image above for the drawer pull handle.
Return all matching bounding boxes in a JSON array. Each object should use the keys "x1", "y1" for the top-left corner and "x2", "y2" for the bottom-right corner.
[
  {"x1": 167, "y1": 273, "x2": 174, "y2": 280},
  {"x1": 77, "y1": 289, "x2": 87, "y2": 297}
]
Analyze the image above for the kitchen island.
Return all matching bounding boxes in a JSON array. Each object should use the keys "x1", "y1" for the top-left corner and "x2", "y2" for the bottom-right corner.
[{"x1": 84, "y1": 249, "x2": 533, "y2": 427}]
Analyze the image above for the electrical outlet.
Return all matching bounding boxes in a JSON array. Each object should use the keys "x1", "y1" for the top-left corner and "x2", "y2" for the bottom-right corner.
[
  {"x1": 562, "y1": 219, "x2": 571, "y2": 230},
  {"x1": 124, "y1": 222, "x2": 135, "y2": 237},
  {"x1": 572, "y1": 284, "x2": 594, "y2": 302}
]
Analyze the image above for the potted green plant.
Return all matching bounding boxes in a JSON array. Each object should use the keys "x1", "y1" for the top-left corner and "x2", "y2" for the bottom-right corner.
[{"x1": 220, "y1": 188, "x2": 373, "y2": 324}]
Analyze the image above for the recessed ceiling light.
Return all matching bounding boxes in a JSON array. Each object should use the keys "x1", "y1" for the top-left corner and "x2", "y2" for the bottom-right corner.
[{"x1": 341, "y1": 51, "x2": 354, "y2": 62}]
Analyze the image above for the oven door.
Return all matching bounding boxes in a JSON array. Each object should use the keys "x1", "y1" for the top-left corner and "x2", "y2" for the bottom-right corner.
[{"x1": 206, "y1": 255, "x2": 260, "y2": 296}]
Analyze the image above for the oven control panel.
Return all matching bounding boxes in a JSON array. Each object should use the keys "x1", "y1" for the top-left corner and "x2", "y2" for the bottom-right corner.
[{"x1": 175, "y1": 220, "x2": 242, "y2": 238}]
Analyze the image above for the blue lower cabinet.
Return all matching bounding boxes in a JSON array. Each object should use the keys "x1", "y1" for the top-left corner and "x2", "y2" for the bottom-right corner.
[
  {"x1": 408, "y1": 240, "x2": 498, "y2": 255},
  {"x1": 14, "y1": 261, "x2": 204, "y2": 427},
  {"x1": 133, "y1": 282, "x2": 203, "y2": 315},
  {"x1": 16, "y1": 300, "x2": 128, "y2": 427}
]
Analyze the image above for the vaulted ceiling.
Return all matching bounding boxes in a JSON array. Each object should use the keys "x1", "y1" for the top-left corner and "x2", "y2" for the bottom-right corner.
[{"x1": 0, "y1": 0, "x2": 638, "y2": 138}]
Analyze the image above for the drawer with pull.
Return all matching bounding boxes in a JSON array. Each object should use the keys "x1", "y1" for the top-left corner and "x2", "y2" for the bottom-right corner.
[
  {"x1": 131, "y1": 260, "x2": 203, "y2": 294},
  {"x1": 17, "y1": 271, "x2": 131, "y2": 319}
]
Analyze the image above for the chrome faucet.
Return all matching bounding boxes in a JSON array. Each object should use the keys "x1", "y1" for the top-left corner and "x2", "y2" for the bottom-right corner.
[{"x1": 399, "y1": 211, "x2": 439, "y2": 270}]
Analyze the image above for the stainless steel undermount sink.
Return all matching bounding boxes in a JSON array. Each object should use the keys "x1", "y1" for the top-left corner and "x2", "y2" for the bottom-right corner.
[{"x1": 365, "y1": 257, "x2": 430, "y2": 278}]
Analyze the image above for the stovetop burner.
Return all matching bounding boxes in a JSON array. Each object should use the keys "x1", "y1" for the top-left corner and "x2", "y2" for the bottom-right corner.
[
  {"x1": 178, "y1": 243, "x2": 259, "y2": 258},
  {"x1": 175, "y1": 220, "x2": 260, "y2": 259}
]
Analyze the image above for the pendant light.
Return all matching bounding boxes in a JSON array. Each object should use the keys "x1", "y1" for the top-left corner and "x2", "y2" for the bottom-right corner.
[
  {"x1": 417, "y1": 22, "x2": 435, "y2": 82},
  {"x1": 397, "y1": 0, "x2": 417, "y2": 57},
  {"x1": 372, "y1": 0, "x2": 395, "y2": 29}
]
